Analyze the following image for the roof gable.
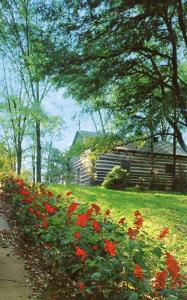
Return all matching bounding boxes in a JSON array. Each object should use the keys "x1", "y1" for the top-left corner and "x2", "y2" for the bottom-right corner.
[{"x1": 71, "y1": 130, "x2": 102, "y2": 147}]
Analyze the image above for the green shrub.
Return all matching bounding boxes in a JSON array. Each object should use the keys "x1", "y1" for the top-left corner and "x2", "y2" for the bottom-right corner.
[{"x1": 102, "y1": 166, "x2": 129, "y2": 189}]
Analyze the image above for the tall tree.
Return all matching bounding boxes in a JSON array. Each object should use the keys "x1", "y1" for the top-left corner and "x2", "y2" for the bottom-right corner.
[
  {"x1": 0, "y1": 59, "x2": 29, "y2": 175},
  {"x1": 0, "y1": 0, "x2": 53, "y2": 182}
]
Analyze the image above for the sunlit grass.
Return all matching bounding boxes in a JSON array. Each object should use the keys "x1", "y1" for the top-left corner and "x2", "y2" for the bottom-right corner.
[{"x1": 49, "y1": 184, "x2": 187, "y2": 269}]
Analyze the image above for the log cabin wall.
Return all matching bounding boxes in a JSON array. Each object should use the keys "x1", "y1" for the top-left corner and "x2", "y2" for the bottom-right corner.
[
  {"x1": 70, "y1": 157, "x2": 92, "y2": 185},
  {"x1": 95, "y1": 150, "x2": 187, "y2": 188},
  {"x1": 71, "y1": 150, "x2": 187, "y2": 188}
]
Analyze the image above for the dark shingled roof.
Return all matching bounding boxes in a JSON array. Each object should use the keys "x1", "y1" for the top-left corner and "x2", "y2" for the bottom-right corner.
[
  {"x1": 71, "y1": 130, "x2": 102, "y2": 146},
  {"x1": 72, "y1": 131, "x2": 187, "y2": 157},
  {"x1": 116, "y1": 142, "x2": 187, "y2": 157}
]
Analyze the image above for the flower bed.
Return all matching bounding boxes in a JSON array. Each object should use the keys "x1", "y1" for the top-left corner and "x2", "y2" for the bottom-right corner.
[{"x1": 1, "y1": 175, "x2": 186, "y2": 299}]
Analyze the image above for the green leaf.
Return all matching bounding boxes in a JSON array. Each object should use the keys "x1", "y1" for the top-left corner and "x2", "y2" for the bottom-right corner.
[
  {"x1": 154, "y1": 247, "x2": 162, "y2": 258},
  {"x1": 113, "y1": 261, "x2": 123, "y2": 273},
  {"x1": 91, "y1": 272, "x2": 101, "y2": 280},
  {"x1": 71, "y1": 264, "x2": 82, "y2": 274},
  {"x1": 134, "y1": 251, "x2": 143, "y2": 264},
  {"x1": 128, "y1": 292, "x2": 139, "y2": 300}
]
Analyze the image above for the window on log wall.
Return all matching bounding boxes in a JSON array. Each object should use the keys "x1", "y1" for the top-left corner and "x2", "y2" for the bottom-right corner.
[
  {"x1": 121, "y1": 160, "x2": 130, "y2": 171},
  {"x1": 165, "y1": 164, "x2": 174, "y2": 174}
]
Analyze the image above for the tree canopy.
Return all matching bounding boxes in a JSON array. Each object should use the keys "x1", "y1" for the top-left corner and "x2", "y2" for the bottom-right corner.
[{"x1": 39, "y1": 0, "x2": 187, "y2": 152}]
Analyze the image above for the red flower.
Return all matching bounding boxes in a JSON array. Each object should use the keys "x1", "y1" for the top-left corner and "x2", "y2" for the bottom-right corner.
[
  {"x1": 75, "y1": 246, "x2": 87, "y2": 260},
  {"x1": 165, "y1": 253, "x2": 182, "y2": 286},
  {"x1": 67, "y1": 202, "x2": 79, "y2": 218},
  {"x1": 105, "y1": 209, "x2": 110, "y2": 216},
  {"x1": 34, "y1": 224, "x2": 39, "y2": 229},
  {"x1": 92, "y1": 245, "x2": 99, "y2": 251},
  {"x1": 74, "y1": 231, "x2": 81, "y2": 239},
  {"x1": 76, "y1": 214, "x2": 88, "y2": 227},
  {"x1": 43, "y1": 202, "x2": 57, "y2": 214},
  {"x1": 35, "y1": 210, "x2": 42, "y2": 219},
  {"x1": 159, "y1": 228, "x2": 169, "y2": 239},
  {"x1": 92, "y1": 220, "x2": 101, "y2": 233},
  {"x1": 28, "y1": 207, "x2": 34, "y2": 214},
  {"x1": 16, "y1": 178, "x2": 24, "y2": 186},
  {"x1": 154, "y1": 270, "x2": 167, "y2": 289},
  {"x1": 66, "y1": 191, "x2": 72, "y2": 197},
  {"x1": 127, "y1": 227, "x2": 139, "y2": 239},
  {"x1": 47, "y1": 191, "x2": 53, "y2": 198},
  {"x1": 44, "y1": 243, "x2": 52, "y2": 250},
  {"x1": 91, "y1": 203, "x2": 101, "y2": 214},
  {"x1": 19, "y1": 188, "x2": 30, "y2": 196},
  {"x1": 86, "y1": 208, "x2": 94, "y2": 218},
  {"x1": 134, "y1": 264, "x2": 143, "y2": 280},
  {"x1": 118, "y1": 217, "x2": 125, "y2": 225},
  {"x1": 134, "y1": 216, "x2": 143, "y2": 229},
  {"x1": 104, "y1": 240, "x2": 116, "y2": 256},
  {"x1": 134, "y1": 210, "x2": 143, "y2": 229},
  {"x1": 134, "y1": 210, "x2": 142, "y2": 218},
  {"x1": 24, "y1": 197, "x2": 33, "y2": 204},
  {"x1": 42, "y1": 217, "x2": 48, "y2": 229},
  {"x1": 76, "y1": 282, "x2": 85, "y2": 289}
]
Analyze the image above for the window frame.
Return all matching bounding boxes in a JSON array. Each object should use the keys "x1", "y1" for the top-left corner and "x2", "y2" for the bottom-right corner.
[{"x1": 165, "y1": 163, "x2": 174, "y2": 174}]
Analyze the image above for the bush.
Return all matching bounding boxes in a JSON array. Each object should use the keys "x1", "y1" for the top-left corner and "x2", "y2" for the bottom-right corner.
[
  {"x1": 102, "y1": 166, "x2": 129, "y2": 189},
  {"x1": 1, "y1": 175, "x2": 186, "y2": 300}
]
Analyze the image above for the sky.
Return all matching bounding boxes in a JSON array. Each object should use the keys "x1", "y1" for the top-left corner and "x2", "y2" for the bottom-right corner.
[
  {"x1": 44, "y1": 88, "x2": 95, "y2": 151},
  {"x1": 44, "y1": 88, "x2": 187, "y2": 153}
]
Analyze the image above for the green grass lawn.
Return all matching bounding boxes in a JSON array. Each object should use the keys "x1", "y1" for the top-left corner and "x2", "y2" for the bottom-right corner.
[{"x1": 49, "y1": 184, "x2": 187, "y2": 269}]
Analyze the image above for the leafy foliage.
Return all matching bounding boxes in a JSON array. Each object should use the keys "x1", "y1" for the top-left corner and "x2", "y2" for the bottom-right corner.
[
  {"x1": 38, "y1": 0, "x2": 187, "y2": 152},
  {"x1": 102, "y1": 166, "x2": 129, "y2": 190}
]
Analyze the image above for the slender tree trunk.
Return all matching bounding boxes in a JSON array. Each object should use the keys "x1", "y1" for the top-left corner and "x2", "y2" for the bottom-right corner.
[
  {"x1": 35, "y1": 80, "x2": 42, "y2": 183},
  {"x1": 46, "y1": 140, "x2": 53, "y2": 182},
  {"x1": 16, "y1": 139, "x2": 22, "y2": 175},
  {"x1": 150, "y1": 136, "x2": 154, "y2": 189},
  {"x1": 172, "y1": 128, "x2": 177, "y2": 190},
  {"x1": 98, "y1": 109, "x2": 106, "y2": 134},
  {"x1": 168, "y1": 118, "x2": 187, "y2": 152},
  {"x1": 13, "y1": 150, "x2": 16, "y2": 172},
  {"x1": 32, "y1": 146, "x2": 36, "y2": 184},
  {"x1": 36, "y1": 120, "x2": 41, "y2": 183},
  {"x1": 89, "y1": 111, "x2": 98, "y2": 132},
  {"x1": 164, "y1": 13, "x2": 180, "y2": 189}
]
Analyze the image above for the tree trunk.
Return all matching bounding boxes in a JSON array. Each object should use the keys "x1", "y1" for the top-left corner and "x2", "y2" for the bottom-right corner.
[
  {"x1": 16, "y1": 139, "x2": 22, "y2": 175},
  {"x1": 167, "y1": 118, "x2": 187, "y2": 152},
  {"x1": 32, "y1": 146, "x2": 36, "y2": 184},
  {"x1": 46, "y1": 140, "x2": 53, "y2": 182},
  {"x1": 150, "y1": 137, "x2": 154, "y2": 189},
  {"x1": 36, "y1": 120, "x2": 41, "y2": 183},
  {"x1": 98, "y1": 109, "x2": 106, "y2": 134},
  {"x1": 164, "y1": 14, "x2": 180, "y2": 189},
  {"x1": 89, "y1": 111, "x2": 98, "y2": 132},
  {"x1": 172, "y1": 128, "x2": 177, "y2": 190}
]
